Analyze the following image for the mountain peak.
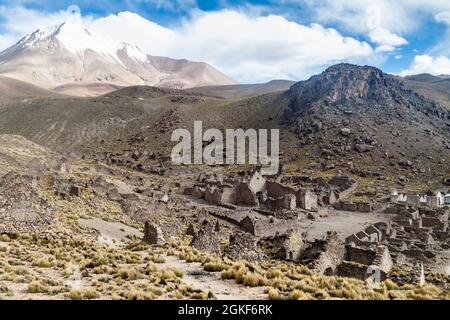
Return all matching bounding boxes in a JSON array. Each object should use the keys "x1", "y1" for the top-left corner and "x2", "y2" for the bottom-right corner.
[
  {"x1": 18, "y1": 22, "x2": 66, "y2": 47},
  {"x1": 0, "y1": 21, "x2": 237, "y2": 95},
  {"x1": 323, "y1": 63, "x2": 382, "y2": 74},
  {"x1": 12, "y1": 21, "x2": 124, "y2": 65},
  {"x1": 285, "y1": 63, "x2": 400, "y2": 113}
]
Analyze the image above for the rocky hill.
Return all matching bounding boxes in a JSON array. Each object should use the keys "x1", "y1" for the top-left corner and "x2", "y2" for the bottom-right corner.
[
  {"x1": 285, "y1": 64, "x2": 449, "y2": 120},
  {"x1": 279, "y1": 64, "x2": 450, "y2": 189},
  {"x1": 0, "y1": 64, "x2": 448, "y2": 192},
  {"x1": 283, "y1": 63, "x2": 449, "y2": 149}
]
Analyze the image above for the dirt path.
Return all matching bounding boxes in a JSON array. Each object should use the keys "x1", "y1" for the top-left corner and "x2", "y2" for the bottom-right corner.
[
  {"x1": 297, "y1": 210, "x2": 395, "y2": 241},
  {"x1": 79, "y1": 218, "x2": 143, "y2": 247},
  {"x1": 78, "y1": 218, "x2": 267, "y2": 300},
  {"x1": 160, "y1": 256, "x2": 266, "y2": 300}
]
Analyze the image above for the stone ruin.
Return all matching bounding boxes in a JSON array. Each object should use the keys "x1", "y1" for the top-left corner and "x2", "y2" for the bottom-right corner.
[
  {"x1": 0, "y1": 172, "x2": 54, "y2": 234},
  {"x1": 337, "y1": 245, "x2": 393, "y2": 281},
  {"x1": 224, "y1": 232, "x2": 267, "y2": 262},
  {"x1": 143, "y1": 221, "x2": 166, "y2": 245},
  {"x1": 298, "y1": 231, "x2": 346, "y2": 275},
  {"x1": 191, "y1": 222, "x2": 221, "y2": 255},
  {"x1": 54, "y1": 177, "x2": 82, "y2": 199},
  {"x1": 186, "y1": 224, "x2": 196, "y2": 237},
  {"x1": 262, "y1": 229, "x2": 305, "y2": 261},
  {"x1": 186, "y1": 168, "x2": 323, "y2": 215},
  {"x1": 346, "y1": 205, "x2": 449, "y2": 269},
  {"x1": 315, "y1": 175, "x2": 358, "y2": 206},
  {"x1": 334, "y1": 201, "x2": 373, "y2": 213},
  {"x1": 239, "y1": 216, "x2": 256, "y2": 235},
  {"x1": 390, "y1": 189, "x2": 448, "y2": 209}
]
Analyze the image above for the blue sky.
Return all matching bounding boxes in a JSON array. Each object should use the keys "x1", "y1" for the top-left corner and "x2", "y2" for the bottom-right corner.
[{"x1": 1, "y1": 0, "x2": 450, "y2": 82}]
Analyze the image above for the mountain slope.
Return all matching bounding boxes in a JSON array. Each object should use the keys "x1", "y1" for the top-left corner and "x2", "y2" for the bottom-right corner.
[
  {"x1": 0, "y1": 75, "x2": 63, "y2": 102},
  {"x1": 403, "y1": 74, "x2": 450, "y2": 110},
  {"x1": 0, "y1": 22, "x2": 237, "y2": 96},
  {"x1": 186, "y1": 80, "x2": 295, "y2": 100},
  {"x1": 0, "y1": 63, "x2": 447, "y2": 191}
]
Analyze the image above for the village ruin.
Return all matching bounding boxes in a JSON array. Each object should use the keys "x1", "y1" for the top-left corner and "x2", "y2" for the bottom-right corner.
[{"x1": 175, "y1": 166, "x2": 450, "y2": 283}]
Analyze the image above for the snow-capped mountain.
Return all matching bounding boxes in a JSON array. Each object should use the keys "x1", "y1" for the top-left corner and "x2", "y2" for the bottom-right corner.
[{"x1": 0, "y1": 22, "x2": 237, "y2": 96}]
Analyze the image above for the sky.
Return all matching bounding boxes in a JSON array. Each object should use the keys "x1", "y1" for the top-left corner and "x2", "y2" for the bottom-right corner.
[{"x1": 1, "y1": 0, "x2": 450, "y2": 83}]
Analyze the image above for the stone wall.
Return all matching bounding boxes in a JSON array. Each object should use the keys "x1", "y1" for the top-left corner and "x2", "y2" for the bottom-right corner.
[
  {"x1": 266, "y1": 181, "x2": 296, "y2": 199},
  {"x1": 265, "y1": 194, "x2": 296, "y2": 211},
  {"x1": 191, "y1": 222, "x2": 221, "y2": 255},
  {"x1": 297, "y1": 189, "x2": 318, "y2": 210},
  {"x1": 335, "y1": 201, "x2": 373, "y2": 212},
  {"x1": 299, "y1": 231, "x2": 346, "y2": 275},
  {"x1": 224, "y1": 232, "x2": 267, "y2": 262}
]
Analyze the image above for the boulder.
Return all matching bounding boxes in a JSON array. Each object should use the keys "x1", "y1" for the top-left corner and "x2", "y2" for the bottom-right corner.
[{"x1": 355, "y1": 144, "x2": 374, "y2": 153}]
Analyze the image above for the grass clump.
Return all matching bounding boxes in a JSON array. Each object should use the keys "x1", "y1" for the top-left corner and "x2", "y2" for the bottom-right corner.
[
  {"x1": 203, "y1": 261, "x2": 229, "y2": 272},
  {"x1": 117, "y1": 267, "x2": 141, "y2": 281},
  {"x1": 27, "y1": 281, "x2": 49, "y2": 294}
]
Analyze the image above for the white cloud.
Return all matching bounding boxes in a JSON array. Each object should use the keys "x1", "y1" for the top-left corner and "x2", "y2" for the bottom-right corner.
[
  {"x1": 127, "y1": 0, "x2": 197, "y2": 11},
  {"x1": 365, "y1": 5, "x2": 407, "y2": 51},
  {"x1": 0, "y1": 7, "x2": 376, "y2": 83},
  {"x1": 301, "y1": 0, "x2": 450, "y2": 33},
  {"x1": 0, "y1": 5, "x2": 95, "y2": 48},
  {"x1": 400, "y1": 55, "x2": 450, "y2": 75},
  {"x1": 290, "y1": 0, "x2": 450, "y2": 51},
  {"x1": 435, "y1": 11, "x2": 450, "y2": 24},
  {"x1": 164, "y1": 11, "x2": 375, "y2": 82},
  {"x1": 369, "y1": 28, "x2": 407, "y2": 48},
  {"x1": 375, "y1": 45, "x2": 396, "y2": 53},
  {"x1": 89, "y1": 12, "x2": 176, "y2": 55}
]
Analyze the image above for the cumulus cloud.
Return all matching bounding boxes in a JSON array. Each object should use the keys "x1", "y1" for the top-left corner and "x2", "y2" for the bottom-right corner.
[
  {"x1": 301, "y1": 0, "x2": 450, "y2": 33},
  {"x1": 136, "y1": 0, "x2": 197, "y2": 11},
  {"x1": 399, "y1": 55, "x2": 450, "y2": 76},
  {"x1": 0, "y1": 5, "x2": 96, "y2": 48},
  {"x1": 365, "y1": 5, "x2": 407, "y2": 51},
  {"x1": 291, "y1": 0, "x2": 450, "y2": 51},
  {"x1": 162, "y1": 11, "x2": 375, "y2": 82},
  {"x1": 368, "y1": 28, "x2": 407, "y2": 49},
  {"x1": 0, "y1": 7, "x2": 377, "y2": 83},
  {"x1": 435, "y1": 11, "x2": 450, "y2": 24}
]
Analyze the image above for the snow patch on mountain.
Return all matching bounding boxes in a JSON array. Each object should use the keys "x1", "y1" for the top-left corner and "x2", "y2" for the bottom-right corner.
[
  {"x1": 0, "y1": 19, "x2": 237, "y2": 95},
  {"x1": 16, "y1": 21, "x2": 149, "y2": 66}
]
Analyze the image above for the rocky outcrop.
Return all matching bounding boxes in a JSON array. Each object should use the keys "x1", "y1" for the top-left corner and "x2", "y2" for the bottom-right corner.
[
  {"x1": 285, "y1": 63, "x2": 449, "y2": 120},
  {"x1": 282, "y1": 63, "x2": 450, "y2": 170}
]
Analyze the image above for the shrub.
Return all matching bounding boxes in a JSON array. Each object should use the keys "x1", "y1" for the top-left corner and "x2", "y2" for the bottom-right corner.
[
  {"x1": 291, "y1": 289, "x2": 311, "y2": 300},
  {"x1": 117, "y1": 267, "x2": 140, "y2": 281},
  {"x1": 69, "y1": 289, "x2": 83, "y2": 300},
  {"x1": 27, "y1": 281, "x2": 49, "y2": 293},
  {"x1": 203, "y1": 262, "x2": 228, "y2": 272},
  {"x1": 242, "y1": 272, "x2": 268, "y2": 287},
  {"x1": 267, "y1": 288, "x2": 283, "y2": 300}
]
